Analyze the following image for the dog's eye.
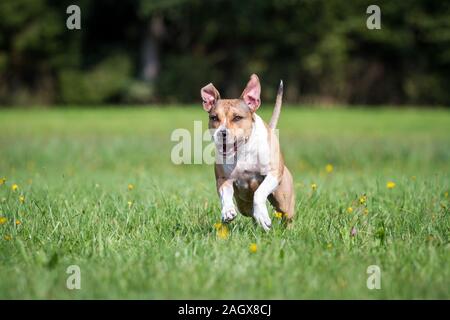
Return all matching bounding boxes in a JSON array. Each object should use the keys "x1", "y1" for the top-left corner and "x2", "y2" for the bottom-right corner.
[
  {"x1": 209, "y1": 115, "x2": 219, "y2": 122},
  {"x1": 233, "y1": 115, "x2": 243, "y2": 122}
]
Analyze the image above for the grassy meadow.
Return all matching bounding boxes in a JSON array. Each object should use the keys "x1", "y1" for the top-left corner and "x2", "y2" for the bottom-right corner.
[{"x1": 0, "y1": 106, "x2": 449, "y2": 299}]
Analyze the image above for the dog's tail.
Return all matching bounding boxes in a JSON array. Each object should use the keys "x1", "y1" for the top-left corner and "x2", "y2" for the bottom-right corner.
[{"x1": 269, "y1": 80, "x2": 283, "y2": 129}]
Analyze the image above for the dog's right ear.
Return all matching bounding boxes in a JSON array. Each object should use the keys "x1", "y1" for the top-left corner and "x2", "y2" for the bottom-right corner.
[{"x1": 201, "y1": 83, "x2": 220, "y2": 112}]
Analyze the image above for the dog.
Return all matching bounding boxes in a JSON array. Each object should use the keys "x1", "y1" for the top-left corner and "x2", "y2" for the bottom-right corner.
[{"x1": 200, "y1": 74, "x2": 295, "y2": 231}]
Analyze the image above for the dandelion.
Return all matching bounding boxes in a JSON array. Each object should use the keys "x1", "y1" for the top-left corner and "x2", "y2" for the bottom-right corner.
[
  {"x1": 217, "y1": 224, "x2": 229, "y2": 240},
  {"x1": 445, "y1": 192, "x2": 448, "y2": 198},
  {"x1": 0, "y1": 177, "x2": 5, "y2": 185},
  {"x1": 127, "y1": 201, "x2": 133, "y2": 208},
  {"x1": 325, "y1": 164, "x2": 333, "y2": 173},
  {"x1": 386, "y1": 181, "x2": 396, "y2": 189},
  {"x1": 249, "y1": 243, "x2": 258, "y2": 253},
  {"x1": 213, "y1": 222, "x2": 222, "y2": 230},
  {"x1": 0, "y1": 217, "x2": 7, "y2": 225},
  {"x1": 327, "y1": 243, "x2": 333, "y2": 249},
  {"x1": 347, "y1": 207, "x2": 353, "y2": 214},
  {"x1": 351, "y1": 227, "x2": 357, "y2": 237},
  {"x1": 128, "y1": 184, "x2": 134, "y2": 191},
  {"x1": 364, "y1": 208, "x2": 369, "y2": 215},
  {"x1": 15, "y1": 220, "x2": 21, "y2": 225},
  {"x1": 311, "y1": 183, "x2": 317, "y2": 191},
  {"x1": 19, "y1": 195, "x2": 25, "y2": 203},
  {"x1": 11, "y1": 184, "x2": 18, "y2": 191},
  {"x1": 4, "y1": 235, "x2": 11, "y2": 241},
  {"x1": 359, "y1": 195, "x2": 367, "y2": 205},
  {"x1": 274, "y1": 211, "x2": 283, "y2": 219}
]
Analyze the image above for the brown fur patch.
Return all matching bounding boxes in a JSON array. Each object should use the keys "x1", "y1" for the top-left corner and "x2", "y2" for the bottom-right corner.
[{"x1": 209, "y1": 99, "x2": 253, "y2": 142}]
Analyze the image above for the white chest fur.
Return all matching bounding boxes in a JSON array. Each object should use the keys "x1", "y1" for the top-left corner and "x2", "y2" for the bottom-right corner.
[{"x1": 219, "y1": 114, "x2": 271, "y2": 180}]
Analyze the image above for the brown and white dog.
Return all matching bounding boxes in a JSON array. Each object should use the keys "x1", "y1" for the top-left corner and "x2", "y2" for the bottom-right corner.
[{"x1": 201, "y1": 74, "x2": 295, "y2": 231}]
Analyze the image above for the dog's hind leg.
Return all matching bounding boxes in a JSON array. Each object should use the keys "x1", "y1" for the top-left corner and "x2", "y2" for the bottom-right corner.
[{"x1": 269, "y1": 166, "x2": 295, "y2": 222}]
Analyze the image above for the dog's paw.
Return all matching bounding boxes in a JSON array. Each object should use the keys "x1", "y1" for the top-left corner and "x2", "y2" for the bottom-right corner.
[
  {"x1": 253, "y1": 203, "x2": 272, "y2": 232},
  {"x1": 221, "y1": 207, "x2": 237, "y2": 223}
]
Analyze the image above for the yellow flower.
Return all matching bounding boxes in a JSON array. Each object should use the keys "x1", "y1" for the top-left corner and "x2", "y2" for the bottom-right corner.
[
  {"x1": 386, "y1": 181, "x2": 396, "y2": 189},
  {"x1": 4, "y1": 235, "x2": 12, "y2": 241},
  {"x1": 311, "y1": 183, "x2": 317, "y2": 191},
  {"x1": 359, "y1": 195, "x2": 367, "y2": 205},
  {"x1": 128, "y1": 184, "x2": 134, "y2": 191},
  {"x1": 11, "y1": 184, "x2": 18, "y2": 191},
  {"x1": 127, "y1": 201, "x2": 133, "y2": 208},
  {"x1": 213, "y1": 222, "x2": 222, "y2": 230},
  {"x1": 15, "y1": 219, "x2": 21, "y2": 225},
  {"x1": 364, "y1": 208, "x2": 369, "y2": 215},
  {"x1": 347, "y1": 207, "x2": 353, "y2": 214},
  {"x1": 217, "y1": 224, "x2": 229, "y2": 240},
  {"x1": 445, "y1": 192, "x2": 448, "y2": 198},
  {"x1": 0, "y1": 217, "x2": 7, "y2": 225},
  {"x1": 325, "y1": 164, "x2": 333, "y2": 173},
  {"x1": 249, "y1": 243, "x2": 258, "y2": 253},
  {"x1": 19, "y1": 195, "x2": 25, "y2": 203},
  {"x1": 327, "y1": 243, "x2": 333, "y2": 249},
  {"x1": 0, "y1": 177, "x2": 6, "y2": 185},
  {"x1": 274, "y1": 211, "x2": 283, "y2": 219}
]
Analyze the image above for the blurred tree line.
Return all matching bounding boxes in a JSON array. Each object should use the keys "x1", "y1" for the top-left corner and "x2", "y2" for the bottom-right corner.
[{"x1": 0, "y1": 0, "x2": 449, "y2": 106}]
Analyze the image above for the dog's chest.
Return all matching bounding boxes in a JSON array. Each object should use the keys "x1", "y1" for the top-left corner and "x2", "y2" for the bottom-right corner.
[
  {"x1": 223, "y1": 115, "x2": 271, "y2": 176},
  {"x1": 223, "y1": 146, "x2": 267, "y2": 192},
  {"x1": 234, "y1": 171, "x2": 265, "y2": 193}
]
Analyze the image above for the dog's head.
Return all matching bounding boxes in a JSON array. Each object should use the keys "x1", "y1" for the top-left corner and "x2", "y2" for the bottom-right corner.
[{"x1": 200, "y1": 74, "x2": 261, "y2": 150}]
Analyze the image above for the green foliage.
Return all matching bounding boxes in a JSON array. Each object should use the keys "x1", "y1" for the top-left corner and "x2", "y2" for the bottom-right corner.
[
  {"x1": 0, "y1": 107, "x2": 449, "y2": 298},
  {"x1": 59, "y1": 54, "x2": 132, "y2": 104},
  {"x1": 0, "y1": 0, "x2": 449, "y2": 105}
]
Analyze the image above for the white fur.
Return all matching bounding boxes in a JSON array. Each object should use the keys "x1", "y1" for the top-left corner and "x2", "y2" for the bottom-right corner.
[
  {"x1": 216, "y1": 114, "x2": 278, "y2": 231},
  {"x1": 219, "y1": 182, "x2": 237, "y2": 222},
  {"x1": 252, "y1": 172, "x2": 278, "y2": 231}
]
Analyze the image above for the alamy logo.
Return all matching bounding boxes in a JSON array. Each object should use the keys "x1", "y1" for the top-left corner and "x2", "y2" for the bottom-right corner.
[
  {"x1": 366, "y1": 5, "x2": 381, "y2": 30},
  {"x1": 170, "y1": 121, "x2": 279, "y2": 165},
  {"x1": 66, "y1": 5, "x2": 81, "y2": 30},
  {"x1": 366, "y1": 265, "x2": 381, "y2": 289},
  {"x1": 66, "y1": 265, "x2": 81, "y2": 290}
]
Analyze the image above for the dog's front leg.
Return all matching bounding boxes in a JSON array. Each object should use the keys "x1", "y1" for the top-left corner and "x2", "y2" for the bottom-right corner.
[
  {"x1": 218, "y1": 179, "x2": 237, "y2": 223},
  {"x1": 253, "y1": 173, "x2": 279, "y2": 231}
]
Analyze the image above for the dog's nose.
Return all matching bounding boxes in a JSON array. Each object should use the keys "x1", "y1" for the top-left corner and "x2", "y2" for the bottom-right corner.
[{"x1": 219, "y1": 129, "x2": 227, "y2": 137}]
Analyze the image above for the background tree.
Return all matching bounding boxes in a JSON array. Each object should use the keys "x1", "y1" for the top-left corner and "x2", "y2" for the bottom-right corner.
[{"x1": 0, "y1": 0, "x2": 448, "y2": 106}]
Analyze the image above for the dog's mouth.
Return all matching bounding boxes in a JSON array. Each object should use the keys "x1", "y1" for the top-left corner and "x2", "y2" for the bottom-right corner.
[
  {"x1": 218, "y1": 138, "x2": 237, "y2": 156},
  {"x1": 222, "y1": 135, "x2": 226, "y2": 154},
  {"x1": 216, "y1": 136, "x2": 249, "y2": 158}
]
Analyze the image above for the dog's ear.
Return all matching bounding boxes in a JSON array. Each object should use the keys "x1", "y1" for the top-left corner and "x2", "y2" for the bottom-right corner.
[
  {"x1": 201, "y1": 83, "x2": 220, "y2": 112},
  {"x1": 241, "y1": 74, "x2": 261, "y2": 112}
]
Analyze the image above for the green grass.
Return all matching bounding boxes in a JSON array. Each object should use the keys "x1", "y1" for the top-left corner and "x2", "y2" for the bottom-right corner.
[{"x1": 0, "y1": 106, "x2": 449, "y2": 299}]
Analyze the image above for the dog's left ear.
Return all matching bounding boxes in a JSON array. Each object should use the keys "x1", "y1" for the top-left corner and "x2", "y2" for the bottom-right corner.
[{"x1": 241, "y1": 74, "x2": 261, "y2": 112}]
